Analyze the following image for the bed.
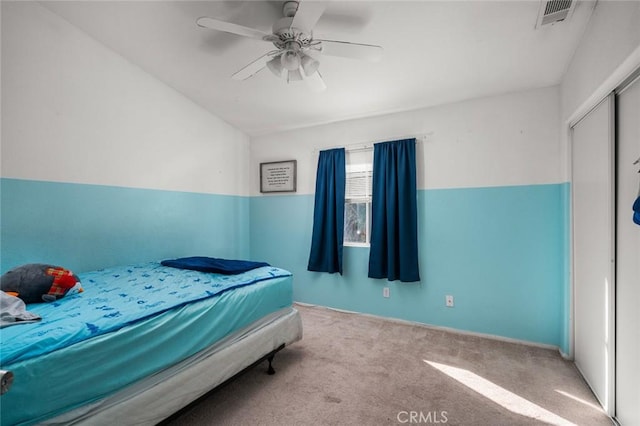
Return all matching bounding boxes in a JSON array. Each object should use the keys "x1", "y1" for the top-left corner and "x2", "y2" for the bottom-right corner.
[{"x1": 0, "y1": 259, "x2": 303, "y2": 425}]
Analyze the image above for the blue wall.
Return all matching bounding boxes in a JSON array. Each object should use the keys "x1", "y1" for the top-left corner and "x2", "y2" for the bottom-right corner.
[
  {"x1": 0, "y1": 178, "x2": 250, "y2": 274},
  {"x1": 251, "y1": 183, "x2": 569, "y2": 348},
  {"x1": 1, "y1": 177, "x2": 569, "y2": 350}
]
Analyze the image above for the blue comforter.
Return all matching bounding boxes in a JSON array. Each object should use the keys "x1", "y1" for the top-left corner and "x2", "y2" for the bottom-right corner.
[{"x1": 0, "y1": 262, "x2": 291, "y2": 365}]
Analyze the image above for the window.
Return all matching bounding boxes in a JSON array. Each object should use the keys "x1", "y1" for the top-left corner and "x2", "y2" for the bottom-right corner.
[{"x1": 344, "y1": 149, "x2": 373, "y2": 246}]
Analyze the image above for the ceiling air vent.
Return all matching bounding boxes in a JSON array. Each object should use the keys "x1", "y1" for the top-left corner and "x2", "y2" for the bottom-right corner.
[{"x1": 536, "y1": 0, "x2": 577, "y2": 28}]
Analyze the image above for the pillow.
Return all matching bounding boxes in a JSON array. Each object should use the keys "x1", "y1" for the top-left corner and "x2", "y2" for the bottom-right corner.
[
  {"x1": 0, "y1": 264, "x2": 83, "y2": 304},
  {"x1": 161, "y1": 256, "x2": 270, "y2": 275}
]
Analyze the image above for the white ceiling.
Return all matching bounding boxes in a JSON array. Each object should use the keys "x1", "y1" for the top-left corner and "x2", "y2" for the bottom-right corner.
[{"x1": 41, "y1": 1, "x2": 595, "y2": 136}]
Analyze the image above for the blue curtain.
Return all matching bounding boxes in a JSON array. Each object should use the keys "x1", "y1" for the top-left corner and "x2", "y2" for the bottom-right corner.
[
  {"x1": 308, "y1": 148, "x2": 346, "y2": 274},
  {"x1": 368, "y1": 139, "x2": 420, "y2": 282}
]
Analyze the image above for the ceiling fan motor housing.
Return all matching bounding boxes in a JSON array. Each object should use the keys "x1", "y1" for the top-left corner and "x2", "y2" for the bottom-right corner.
[
  {"x1": 272, "y1": 17, "x2": 295, "y2": 38},
  {"x1": 271, "y1": 17, "x2": 314, "y2": 50}
]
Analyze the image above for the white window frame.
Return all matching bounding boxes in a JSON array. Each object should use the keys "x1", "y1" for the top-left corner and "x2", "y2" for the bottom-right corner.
[{"x1": 344, "y1": 149, "x2": 373, "y2": 247}]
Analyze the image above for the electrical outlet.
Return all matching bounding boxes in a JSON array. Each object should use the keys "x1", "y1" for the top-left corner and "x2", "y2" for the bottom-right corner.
[
  {"x1": 445, "y1": 295, "x2": 454, "y2": 307},
  {"x1": 383, "y1": 287, "x2": 390, "y2": 298}
]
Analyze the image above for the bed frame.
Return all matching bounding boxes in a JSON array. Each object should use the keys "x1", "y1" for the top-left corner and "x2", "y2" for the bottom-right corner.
[{"x1": 40, "y1": 307, "x2": 302, "y2": 425}]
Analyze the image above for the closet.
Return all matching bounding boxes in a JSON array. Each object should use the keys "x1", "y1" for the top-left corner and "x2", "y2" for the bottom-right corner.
[
  {"x1": 614, "y1": 73, "x2": 640, "y2": 426},
  {"x1": 571, "y1": 71, "x2": 640, "y2": 424}
]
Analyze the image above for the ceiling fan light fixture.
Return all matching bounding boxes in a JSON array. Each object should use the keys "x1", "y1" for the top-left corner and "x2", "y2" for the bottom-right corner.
[
  {"x1": 300, "y1": 53, "x2": 320, "y2": 76},
  {"x1": 267, "y1": 56, "x2": 284, "y2": 77},
  {"x1": 281, "y1": 50, "x2": 301, "y2": 71},
  {"x1": 287, "y1": 68, "x2": 303, "y2": 82}
]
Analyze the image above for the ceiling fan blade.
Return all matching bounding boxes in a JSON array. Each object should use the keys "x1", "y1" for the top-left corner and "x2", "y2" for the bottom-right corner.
[
  {"x1": 231, "y1": 53, "x2": 272, "y2": 81},
  {"x1": 197, "y1": 17, "x2": 271, "y2": 41},
  {"x1": 316, "y1": 39, "x2": 383, "y2": 62},
  {"x1": 290, "y1": 1, "x2": 328, "y2": 33},
  {"x1": 301, "y1": 69, "x2": 327, "y2": 92}
]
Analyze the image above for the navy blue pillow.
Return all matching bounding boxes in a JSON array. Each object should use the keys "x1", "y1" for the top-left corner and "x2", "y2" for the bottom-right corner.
[{"x1": 161, "y1": 256, "x2": 270, "y2": 275}]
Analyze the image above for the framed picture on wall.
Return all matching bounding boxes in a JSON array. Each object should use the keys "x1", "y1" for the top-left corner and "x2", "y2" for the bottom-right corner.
[{"x1": 260, "y1": 160, "x2": 297, "y2": 193}]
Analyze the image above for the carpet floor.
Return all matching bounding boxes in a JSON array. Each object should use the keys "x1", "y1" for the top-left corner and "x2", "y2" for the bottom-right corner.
[{"x1": 163, "y1": 303, "x2": 612, "y2": 426}]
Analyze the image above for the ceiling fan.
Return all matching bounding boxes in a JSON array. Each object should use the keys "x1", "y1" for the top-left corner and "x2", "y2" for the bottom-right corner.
[{"x1": 196, "y1": 0, "x2": 383, "y2": 92}]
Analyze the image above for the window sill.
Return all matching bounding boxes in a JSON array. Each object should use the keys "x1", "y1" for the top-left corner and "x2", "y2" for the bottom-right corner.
[{"x1": 344, "y1": 242, "x2": 370, "y2": 248}]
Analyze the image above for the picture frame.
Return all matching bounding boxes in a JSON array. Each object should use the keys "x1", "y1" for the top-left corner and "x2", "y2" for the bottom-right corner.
[{"x1": 260, "y1": 160, "x2": 297, "y2": 193}]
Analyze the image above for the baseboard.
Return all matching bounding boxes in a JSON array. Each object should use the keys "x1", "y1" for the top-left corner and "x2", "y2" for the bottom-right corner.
[
  {"x1": 294, "y1": 301, "x2": 560, "y2": 352},
  {"x1": 559, "y1": 349, "x2": 572, "y2": 360}
]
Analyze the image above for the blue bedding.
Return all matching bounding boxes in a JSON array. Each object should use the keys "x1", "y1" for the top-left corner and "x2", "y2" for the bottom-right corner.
[
  {"x1": 1, "y1": 265, "x2": 294, "y2": 426},
  {"x1": 0, "y1": 262, "x2": 291, "y2": 365}
]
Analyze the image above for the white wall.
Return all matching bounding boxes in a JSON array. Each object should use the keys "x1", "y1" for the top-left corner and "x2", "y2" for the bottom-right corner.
[
  {"x1": 1, "y1": 1, "x2": 252, "y2": 272},
  {"x1": 561, "y1": 1, "x2": 640, "y2": 123},
  {"x1": 1, "y1": 1, "x2": 250, "y2": 196},
  {"x1": 251, "y1": 86, "x2": 562, "y2": 195}
]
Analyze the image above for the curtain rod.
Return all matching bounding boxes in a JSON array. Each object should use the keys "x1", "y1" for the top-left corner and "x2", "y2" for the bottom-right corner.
[{"x1": 313, "y1": 133, "x2": 431, "y2": 155}]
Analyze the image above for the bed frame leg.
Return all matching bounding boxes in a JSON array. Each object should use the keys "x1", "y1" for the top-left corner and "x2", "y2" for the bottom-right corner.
[
  {"x1": 267, "y1": 355, "x2": 276, "y2": 375},
  {"x1": 265, "y1": 343, "x2": 285, "y2": 375}
]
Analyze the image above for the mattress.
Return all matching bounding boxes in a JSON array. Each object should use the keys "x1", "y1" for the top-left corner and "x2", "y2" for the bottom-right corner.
[
  {"x1": 44, "y1": 307, "x2": 302, "y2": 425},
  {"x1": 0, "y1": 262, "x2": 294, "y2": 426}
]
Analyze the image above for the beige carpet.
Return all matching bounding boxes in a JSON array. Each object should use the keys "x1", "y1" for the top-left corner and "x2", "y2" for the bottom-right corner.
[{"x1": 163, "y1": 304, "x2": 612, "y2": 426}]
